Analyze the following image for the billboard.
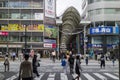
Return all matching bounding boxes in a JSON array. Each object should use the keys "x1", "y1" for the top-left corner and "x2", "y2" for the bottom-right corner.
[
  {"x1": 0, "y1": 24, "x2": 44, "y2": 32},
  {"x1": 45, "y1": 0, "x2": 55, "y2": 18},
  {"x1": 44, "y1": 25, "x2": 57, "y2": 38},
  {"x1": 44, "y1": 0, "x2": 56, "y2": 25}
]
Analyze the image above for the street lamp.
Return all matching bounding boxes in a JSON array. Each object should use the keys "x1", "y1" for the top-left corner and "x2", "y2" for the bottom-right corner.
[{"x1": 23, "y1": 25, "x2": 27, "y2": 55}]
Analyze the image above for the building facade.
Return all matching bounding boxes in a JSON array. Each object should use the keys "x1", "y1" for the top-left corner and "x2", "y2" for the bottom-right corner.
[
  {"x1": 0, "y1": 0, "x2": 56, "y2": 55},
  {"x1": 81, "y1": 0, "x2": 120, "y2": 56}
]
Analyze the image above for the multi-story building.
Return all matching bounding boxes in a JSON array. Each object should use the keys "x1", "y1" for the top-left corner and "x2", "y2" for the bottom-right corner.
[
  {"x1": 81, "y1": 0, "x2": 120, "y2": 57},
  {"x1": 0, "y1": 0, "x2": 56, "y2": 55}
]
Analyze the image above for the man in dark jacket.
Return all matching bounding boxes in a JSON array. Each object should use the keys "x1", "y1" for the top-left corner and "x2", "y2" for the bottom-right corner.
[
  {"x1": 68, "y1": 54, "x2": 74, "y2": 74},
  {"x1": 32, "y1": 55, "x2": 40, "y2": 77}
]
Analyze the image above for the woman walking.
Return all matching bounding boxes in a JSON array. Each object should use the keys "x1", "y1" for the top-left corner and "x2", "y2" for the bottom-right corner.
[
  {"x1": 19, "y1": 55, "x2": 33, "y2": 80},
  {"x1": 73, "y1": 55, "x2": 82, "y2": 80},
  {"x1": 4, "y1": 55, "x2": 9, "y2": 72}
]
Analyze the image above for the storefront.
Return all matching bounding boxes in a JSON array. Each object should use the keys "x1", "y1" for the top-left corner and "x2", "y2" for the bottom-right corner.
[{"x1": 88, "y1": 26, "x2": 119, "y2": 54}]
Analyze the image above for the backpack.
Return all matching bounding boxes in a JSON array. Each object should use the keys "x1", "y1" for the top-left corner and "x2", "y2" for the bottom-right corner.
[{"x1": 61, "y1": 59, "x2": 66, "y2": 66}]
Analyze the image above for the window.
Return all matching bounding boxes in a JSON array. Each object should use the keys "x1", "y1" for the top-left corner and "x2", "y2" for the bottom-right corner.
[
  {"x1": 32, "y1": 36, "x2": 43, "y2": 42},
  {"x1": 107, "y1": 36, "x2": 119, "y2": 44},
  {"x1": 96, "y1": 9, "x2": 102, "y2": 15},
  {"x1": 104, "y1": 8, "x2": 120, "y2": 14},
  {"x1": 92, "y1": 37, "x2": 102, "y2": 44}
]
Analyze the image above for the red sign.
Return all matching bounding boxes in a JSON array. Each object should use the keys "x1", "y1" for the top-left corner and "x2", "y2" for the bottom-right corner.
[
  {"x1": 52, "y1": 43, "x2": 56, "y2": 48},
  {"x1": 0, "y1": 32, "x2": 8, "y2": 36}
]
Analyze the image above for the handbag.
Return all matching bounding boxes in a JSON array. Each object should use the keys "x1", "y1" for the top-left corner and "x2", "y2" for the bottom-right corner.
[{"x1": 36, "y1": 61, "x2": 40, "y2": 67}]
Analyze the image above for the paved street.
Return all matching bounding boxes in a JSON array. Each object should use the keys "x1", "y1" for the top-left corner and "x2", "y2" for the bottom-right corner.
[{"x1": 0, "y1": 58, "x2": 119, "y2": 80}]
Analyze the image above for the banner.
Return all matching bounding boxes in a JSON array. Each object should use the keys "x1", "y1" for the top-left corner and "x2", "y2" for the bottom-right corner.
[
  {"x1": 44, "y1": 0, "x2": 56, "y2": 25},
  {"x1": 1, "y1": 24, "x2": 44, "y2": 32},
  {"x1": 45, "y1": 0, "x2": 55, "y2": 18}
]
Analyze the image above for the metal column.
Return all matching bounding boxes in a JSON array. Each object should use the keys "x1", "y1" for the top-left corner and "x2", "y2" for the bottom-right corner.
[{"x1": 84, "y1": 25, "x2": 86, "y2": 56}]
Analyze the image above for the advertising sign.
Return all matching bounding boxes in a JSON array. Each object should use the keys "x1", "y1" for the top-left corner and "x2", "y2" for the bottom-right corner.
[
  {"x1": 44, "y1": 25, "x2": 57, "y2": 38},
  {"x1": 90, "y1": 27, "x2": 113, "y2": 34},
  {"x1": 45, "y1": 0, "x2": 55, "y2": 18},
  {"x1": 0, "y1": 32, "x2": 8, "y2": 36},
  {"x1": 44, "y1": 43, "x2": 56, "y2": 48},
  {"x1": 35, "y1": 13, "x2": 43, "y2": 20},
  {"x1": 1, "y1": 24, "x2": 44, "y2": 32},
  {"x1": 44, "y1": 0, "x2": 56, "y2": 25},
  {"x1": 44, "y1": 43, "x2": 52, "y2": 48},
  {"x1": 44, "y1": 39, "x2": 56, "y2": 43}
]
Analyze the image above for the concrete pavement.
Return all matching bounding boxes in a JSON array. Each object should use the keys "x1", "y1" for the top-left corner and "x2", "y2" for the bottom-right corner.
[{"x1": 0, "y1": 58, "x2": 119, "y2": 80}]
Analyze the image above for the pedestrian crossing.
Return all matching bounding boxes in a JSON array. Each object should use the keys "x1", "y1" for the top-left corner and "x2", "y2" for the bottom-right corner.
[{"x1": 6, "y1": 72, "x2": 119, "y2": 80}]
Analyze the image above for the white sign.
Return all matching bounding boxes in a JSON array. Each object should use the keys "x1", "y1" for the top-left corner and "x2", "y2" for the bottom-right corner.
[
  {"x1": 35, "y1": 13, "x2": 43, "y2": 20},
  {"x1": 45, "y1": 0, "x2": 55, "y2": 18},
  {"x1": 44, "y1": 43, "x2": 52, "y2": 48}
]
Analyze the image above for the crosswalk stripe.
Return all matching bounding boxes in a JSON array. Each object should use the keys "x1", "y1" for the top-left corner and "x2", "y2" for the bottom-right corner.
[
  {"x1": 47, "y1": 73, "x2": 55, "y2": 80},
  {"x1": 61, "y1": 73, "x2": 68, "y2": 80},
  {"x1": 83, "y1": 73, "x2": 95, "y2": 80},
  {"x1": 34, "y1": 73, "x2": 44, "y2": 80},
  {"x1": 93, "y1": 73, "x2": 107, "y2": 80},
  {"x1": 104, "y1": 73, "x2": 119, "y2": 80},
  {"x1": 6, "y1": 73, "x2": 19, "y2": 80},
  {"x1": 114, "y1": 73, "x2": 119, "y2": 76},
  {"x1": 72, "y1": 74, "x2": 81, "y2": 80}
]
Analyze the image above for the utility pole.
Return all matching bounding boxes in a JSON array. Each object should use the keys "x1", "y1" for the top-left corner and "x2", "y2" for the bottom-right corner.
[
  {"x1": 24, "y1": 26, "x2": 27, "y2": 54},
  {"x1": 84, "y1": 25, "x2": 87, "y2": 56}
]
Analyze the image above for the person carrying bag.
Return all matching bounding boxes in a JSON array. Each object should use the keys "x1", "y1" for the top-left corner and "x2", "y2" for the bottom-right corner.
[
  {"x1": 4, "y1": 55, "x2": 9, "y2": 72},
  {"x1": 73, "y1": 55, "x2": 82, "y2": 80}
]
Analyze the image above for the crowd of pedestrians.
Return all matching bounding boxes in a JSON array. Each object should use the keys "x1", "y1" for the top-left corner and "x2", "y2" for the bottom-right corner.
[
  {"x1": 2, "y1": 49, "x2": 117, "y2": 80},
  {"x1": 60, "y1": 51, "x2": 83, "y2": 80}
]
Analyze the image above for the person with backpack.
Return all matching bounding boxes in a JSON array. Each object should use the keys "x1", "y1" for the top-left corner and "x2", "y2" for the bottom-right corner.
[
  {"x1": 68, "y1": 54, "x2": 74, "y2": 74},
  {"x1": 4, "y1": 55, "x2": 9, "y2": 72},
  {"x1": 61, "y1": 56, "x2": 67, "y2": 74}
]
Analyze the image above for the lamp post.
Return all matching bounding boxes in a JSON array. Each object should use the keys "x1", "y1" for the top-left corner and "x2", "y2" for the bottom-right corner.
[{"x1": 24, "y1": 25, "x2": 27, "y2": 54}]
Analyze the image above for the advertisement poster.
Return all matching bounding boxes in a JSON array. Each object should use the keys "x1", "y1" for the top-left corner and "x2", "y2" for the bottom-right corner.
[
  {"x1": 45, "y1": 0, "x2": 55, "y2": 18},
  {"x1": 44, "y1": 0, "x2": 56, "y2": 25},
  {"x1": 44, "y1": 25, "x2": 57, "y2": 38},
  {"x1": 1, "y1": 24, "x2": 44, "y2": 32}
]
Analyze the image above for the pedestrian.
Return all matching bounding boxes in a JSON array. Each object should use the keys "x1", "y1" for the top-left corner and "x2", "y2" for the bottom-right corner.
[
  {"x1": 4, "y1": 55, "x2": 9, "y2": 72},
  {"x1": 68, "y1": 54, "x2": 74, "y2": 74},
  {"x1": 52, "y1": 50, "x2": 56, "y2": 63},
  {"x1": 19, "y1": 53, "x2": 23, "y2": 62},
  {"x1": 61, "y1": 56, "x2": 67, "y2": 74},
  {"x1": 19, "y1": 54, "x2": 33, "y2": 80},
  {"x1": 85, "y1": 55, "x2": 88, "y2": 66},
  {"x1": 73, "y1": 55, "x2": 82, "y2": 80},
  {"x1": 111, "y1": 56, "x2": 116, "y2": 66},
  {"x1": 100, "y1": 54, "x2": 105, "y2": 68},
  {"x1": 32, "y1": 54, "x2": 40, "y2": 77},
  {"x1": 12, "y1": 52, "x2": 16, "y2": 61}
]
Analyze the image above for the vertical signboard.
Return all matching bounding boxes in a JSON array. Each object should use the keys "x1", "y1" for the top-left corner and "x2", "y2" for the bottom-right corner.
[{"x1": 44, "y1": 0, "x2": 56, "y2": 25}]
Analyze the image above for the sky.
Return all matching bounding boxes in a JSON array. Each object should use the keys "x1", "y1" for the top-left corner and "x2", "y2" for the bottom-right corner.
[{"x1": 56, "y1": 0, "x2": 82, "y2": 16}]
